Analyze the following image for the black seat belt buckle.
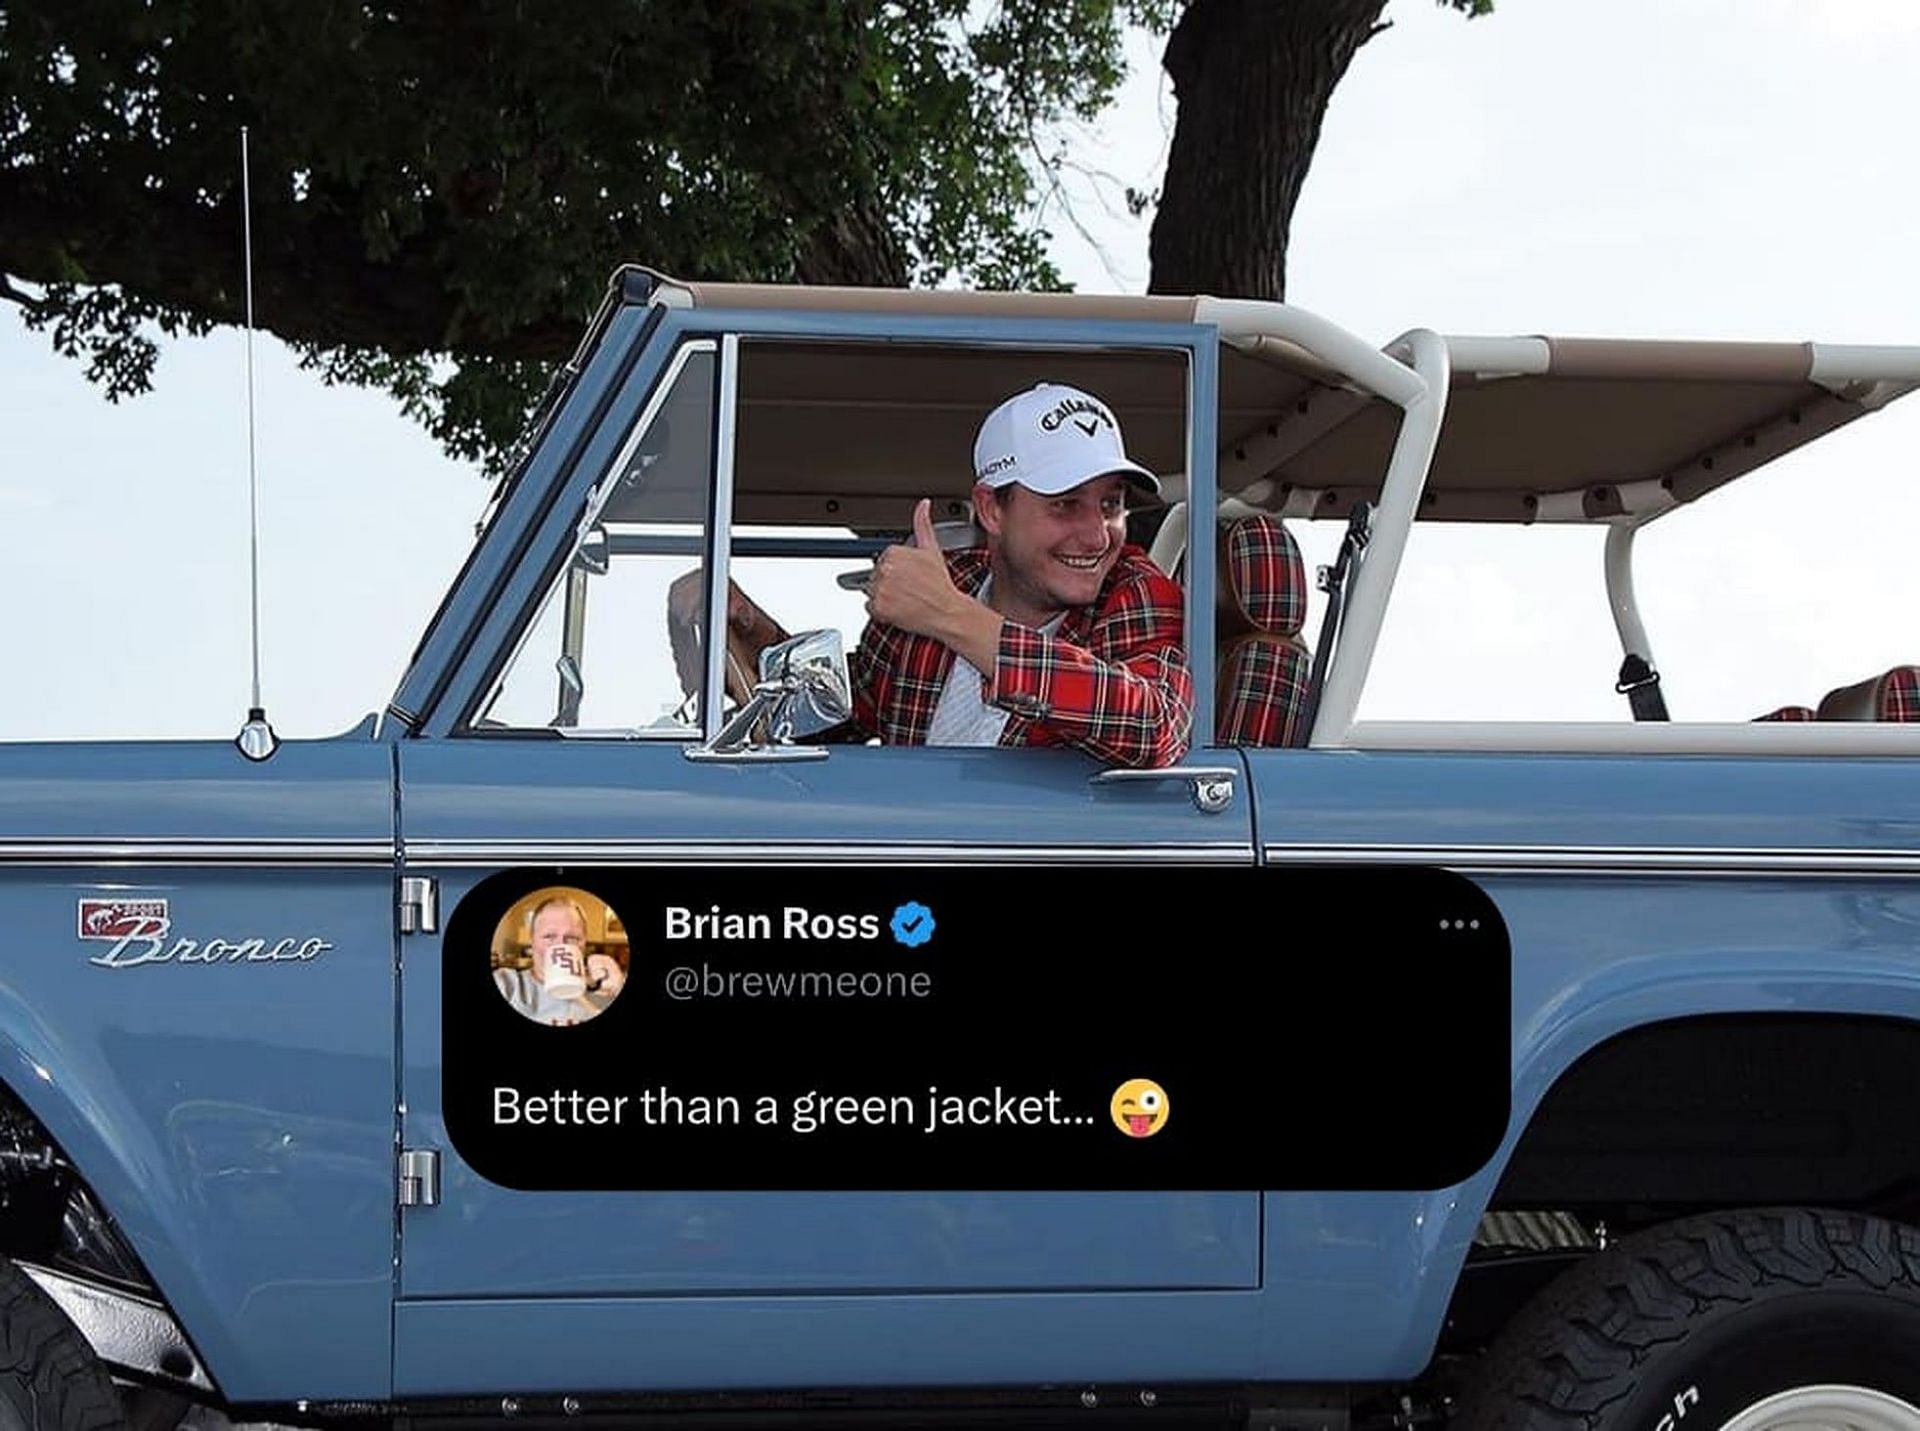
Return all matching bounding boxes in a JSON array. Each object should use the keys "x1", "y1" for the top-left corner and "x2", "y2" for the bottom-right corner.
[{"x1": 1615, "y1": 655, "x2": 1670, "y2": 721}]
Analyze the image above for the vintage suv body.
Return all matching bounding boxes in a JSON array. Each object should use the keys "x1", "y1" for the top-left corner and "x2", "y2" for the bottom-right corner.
[{"x1": 4, "y1": 267, "x2": 1920, "y2": 1431}]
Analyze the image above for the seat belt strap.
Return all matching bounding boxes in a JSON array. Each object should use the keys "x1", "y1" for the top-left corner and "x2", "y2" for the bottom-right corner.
[
  {"x1": 1615, "y1": 653, "x2": 1670, "y2": 721},
  {"x1": 1298, "y1": 503, "x2": 1373, "y2": 743}
]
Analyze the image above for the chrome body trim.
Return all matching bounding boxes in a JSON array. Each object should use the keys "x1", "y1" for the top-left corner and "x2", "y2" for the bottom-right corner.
[
  {"x1": 398, "y1": 1149, "x2": 442, "y2": 1208},
  {"x1": 15, "y1": 839, "x2": 1914, "y2": 876},
  {"x1": 0, "y1": 839, "x2": 392, "y2": 867},
  {"x1": 682, "y1": 743, "x2": 830, "y2": 763},
  {"x1": 403, "y1": 841, "x2": 1253, "y2": 868},
  {"x1": 1090, "y1": 765, "x2": 1238, "y2": 814},
  {"x1": 1262, "y1": 842, "x2": 1920, "y2": 878},
  {"x1": 399, "y1": 876, "x2": 440, "y2": 934}
]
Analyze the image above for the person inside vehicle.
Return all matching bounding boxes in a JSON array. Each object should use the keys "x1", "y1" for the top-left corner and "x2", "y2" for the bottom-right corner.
[
  {"x1": 493, "y1": 894, "x2": 626, "y2": 1028},
  {"x1": 708, "y1": 381, "x2": 1192, "y2": 769}
]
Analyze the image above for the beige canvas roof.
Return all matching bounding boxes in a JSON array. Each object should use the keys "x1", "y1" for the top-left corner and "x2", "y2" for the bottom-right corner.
[
  {"x1": 623, "y1": 270, "x2": 1920, "y2": 527},
  {"x1": 1238, "y1": 337, "x2": 1912, "y2": 523},
  {"x1": 658, "y1": 274, "x2": 1205, "y2": 325}
]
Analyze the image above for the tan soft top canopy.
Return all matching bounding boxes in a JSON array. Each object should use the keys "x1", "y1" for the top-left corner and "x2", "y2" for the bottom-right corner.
[
  {"x1": 625, "y1": 269, "x2": 1920, "y2": 526},
  {"x1": 1240, "y1": 336, "x2": 1920, "y2": 523},
  {"x1": 657, "y1": 274, "x2": 1205, "y2": 325}
]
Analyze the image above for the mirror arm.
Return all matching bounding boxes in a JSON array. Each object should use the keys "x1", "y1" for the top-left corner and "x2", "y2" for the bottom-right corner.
[
  {"x1": 685, "y1": 677, "x2": 832, "y2": 763},
  {"x1": 710, "y1": 680, "x2": 785, "y2": 752}
]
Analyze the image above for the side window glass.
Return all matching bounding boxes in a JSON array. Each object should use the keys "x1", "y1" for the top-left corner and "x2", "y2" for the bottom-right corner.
[
  {"x1": 477, "y1": 344, "x2": 715, "y2": 734},
  {"x1": 476, "y1": 336, "x2": 1202, "y2": 754}
]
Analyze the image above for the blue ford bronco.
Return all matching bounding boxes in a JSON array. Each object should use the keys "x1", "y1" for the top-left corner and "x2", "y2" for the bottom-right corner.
[{"x1": 5, "y1": 268, "x2": 1920, "y2": 1431}]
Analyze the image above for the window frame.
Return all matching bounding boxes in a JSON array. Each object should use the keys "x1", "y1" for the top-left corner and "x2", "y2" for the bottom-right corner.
[
  {"x1": 422, "y1": 305, "x2": 1225, "y2": 747},
  {"x1": 462, "y1": 337, "x2": 721, "y2": 740}
]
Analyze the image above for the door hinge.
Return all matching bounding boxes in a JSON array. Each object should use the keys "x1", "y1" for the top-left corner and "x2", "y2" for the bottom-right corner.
[
  {"x1": 398, "y1": 1149, "x2": 440, "y2": 1208},
  {"x1": 398, "y1": 876, "x2": 439, "y2": 935}
]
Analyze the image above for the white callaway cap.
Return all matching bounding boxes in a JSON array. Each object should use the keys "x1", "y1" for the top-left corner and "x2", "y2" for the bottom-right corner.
[{"x1": 972, "y1": 383, "x2": 1160, "y2": 499}]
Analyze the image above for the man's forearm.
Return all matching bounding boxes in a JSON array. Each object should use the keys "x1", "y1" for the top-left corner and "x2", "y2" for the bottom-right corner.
[
  {"x1": 729, "y1": 588, "x2": 791, "y2": 666},
  {"x1": 928, "y1": 596, "x2": 1006, "y2": 676}
]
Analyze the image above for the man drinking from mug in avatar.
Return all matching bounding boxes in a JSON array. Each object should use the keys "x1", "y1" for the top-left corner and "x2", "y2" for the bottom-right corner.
[{"x1": 494, "y1": 895, "x2": 625, "y2": 1028}]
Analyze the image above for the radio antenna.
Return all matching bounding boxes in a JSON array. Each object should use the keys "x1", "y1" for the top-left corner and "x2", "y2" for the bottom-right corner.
[{"x1": 234, "y1": 124, "x2": 278, "y2": 761}]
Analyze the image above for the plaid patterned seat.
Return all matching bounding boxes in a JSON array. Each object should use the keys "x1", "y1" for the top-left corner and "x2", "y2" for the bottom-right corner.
[
  {"x1": 1816, "y1": 665, "x2": 1920, "y2": 722},
  {"x1": 1215, "y1": 514, "x2": 1312, "y2": 747},
  {"x1": 1754, "y1": 705, "x2": 1817, "y2": 722}
]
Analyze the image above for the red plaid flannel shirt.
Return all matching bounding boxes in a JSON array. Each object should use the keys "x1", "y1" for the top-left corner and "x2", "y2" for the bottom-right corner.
[{"x1": 847, "y1": 544, "x2": 1192, "y2": 768}]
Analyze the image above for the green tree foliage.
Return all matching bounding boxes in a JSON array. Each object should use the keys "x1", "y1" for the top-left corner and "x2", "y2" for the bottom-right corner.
[
  {"x1": 0, "y1": 0, "x2": 1483, "y2": 470},
  {"x1": 0, "y1": 0, "x2": 1169, "y2": 465}
]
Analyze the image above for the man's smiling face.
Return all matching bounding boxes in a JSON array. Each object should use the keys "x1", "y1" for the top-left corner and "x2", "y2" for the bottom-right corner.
[{"x1": 975, "y1": 473, "x2": 1130, "y2": 625}]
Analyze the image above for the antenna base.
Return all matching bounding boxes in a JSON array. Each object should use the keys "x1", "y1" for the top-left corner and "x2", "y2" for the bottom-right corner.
[{"x1": 235, "y1": 707, "x2": 279, "y2": 763}]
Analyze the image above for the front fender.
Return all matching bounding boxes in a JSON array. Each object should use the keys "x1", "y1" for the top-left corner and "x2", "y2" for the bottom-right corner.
[
  {"x1": 1387, "y1": 875, "x2": 1920, "y2": 1370},
  {"x1": 0, "y1": 740, "x2": 399, "y2": 1402}
]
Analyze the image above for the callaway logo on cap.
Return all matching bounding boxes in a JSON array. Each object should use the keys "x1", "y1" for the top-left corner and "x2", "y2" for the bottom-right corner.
[{"x1": 972, "y1": 383, "x2": 1160, "y2": 499}]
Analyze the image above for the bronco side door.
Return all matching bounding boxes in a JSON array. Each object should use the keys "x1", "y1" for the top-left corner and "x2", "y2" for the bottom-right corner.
[{"x1": 385, "y1": 288, "x2": 1263, "y2": 1395}]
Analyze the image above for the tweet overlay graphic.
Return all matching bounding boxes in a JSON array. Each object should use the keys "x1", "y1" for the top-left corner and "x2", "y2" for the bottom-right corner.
[{"x1": 440, "y1": 866, "x2": 1510, "y2": 1190}]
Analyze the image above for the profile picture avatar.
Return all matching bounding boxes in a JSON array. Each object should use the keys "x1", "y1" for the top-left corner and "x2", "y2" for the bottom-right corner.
[{"x1": 491, "y1": 888, "x2": 627, "y2": 1027}]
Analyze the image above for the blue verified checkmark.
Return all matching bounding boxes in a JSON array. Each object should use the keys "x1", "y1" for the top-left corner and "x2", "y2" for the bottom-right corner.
[{"x1": 890, "y1": 901, "x2": 936, "y2": 948}]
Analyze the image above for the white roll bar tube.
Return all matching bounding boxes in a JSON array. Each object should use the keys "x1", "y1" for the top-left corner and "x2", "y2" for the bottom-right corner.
[
  {"x1": 1307, "y1": 328, "x2": 1452, "y2": 745},
  {"x1": 1196, "y1": 298, "x2": 1427, "y2": 410},
  {"x1": 1604, "y1": 519, "x2": 1657, "y2": 673}
]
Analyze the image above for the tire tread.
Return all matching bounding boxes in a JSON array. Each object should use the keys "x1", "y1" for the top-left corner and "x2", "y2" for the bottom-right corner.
[
  {"x1": 1448, "y1": 1207, "x2": 1920, "y2": 1430},
  {"x1": 0, "y1": 1261, "x2": 125, "y2": 1431}
]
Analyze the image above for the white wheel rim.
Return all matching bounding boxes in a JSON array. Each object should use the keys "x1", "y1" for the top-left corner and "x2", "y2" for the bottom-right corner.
[{"x1": 1719, "y1": 1385, "x2": 1920, "y2": 1431}]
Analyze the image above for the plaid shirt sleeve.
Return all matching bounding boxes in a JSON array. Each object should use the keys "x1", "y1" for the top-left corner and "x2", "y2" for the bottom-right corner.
[
  {"x1": 988, "y1": 555, "x2": 1193, "y2": 768},
  {"x1": 847, "y1": 620, "x2": 887, "y2": 739}
]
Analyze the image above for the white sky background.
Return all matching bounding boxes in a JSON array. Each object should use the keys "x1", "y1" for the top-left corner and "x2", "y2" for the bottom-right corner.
[{"x1": 3, "y1": 0, "x2": 1918, "y2": 740}]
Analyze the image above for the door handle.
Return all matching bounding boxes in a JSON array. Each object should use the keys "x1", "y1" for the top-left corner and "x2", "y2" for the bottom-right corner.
[{"x1": 1089, "y1": 765, "x2": 1237, "y2": 814}]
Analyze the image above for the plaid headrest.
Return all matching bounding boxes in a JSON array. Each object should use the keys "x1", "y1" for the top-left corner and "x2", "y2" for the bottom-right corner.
[
  {"x1": 1217, "y1": 515, "x2": 1306, "y2": 640},
  {"x1": 1882, "y1": 666, "x2": 1920, "y2": 722},
  {"x1": 1816, "y1": 665, "x2": 1920, "y2": 722}
]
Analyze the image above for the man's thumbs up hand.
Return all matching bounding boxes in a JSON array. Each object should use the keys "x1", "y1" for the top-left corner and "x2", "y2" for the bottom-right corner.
[
  {"x1": 868, "y1": 498, "x2": 962, "y2": 639},
  {"x1": 910, "y1": 498, "x2": 938, "y2": 550}
]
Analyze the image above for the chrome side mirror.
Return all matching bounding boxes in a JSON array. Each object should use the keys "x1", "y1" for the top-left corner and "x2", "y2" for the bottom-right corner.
[
  {"x1": 686, "y1": 630, "x2": 851, "y2": 762},
  {"x1": 759, "y1": 630, "x2": 852, "y2": 740}
]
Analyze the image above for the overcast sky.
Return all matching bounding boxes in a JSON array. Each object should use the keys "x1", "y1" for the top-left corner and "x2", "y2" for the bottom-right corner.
[{"x1": 4, "y1": 0, "x2": 1918, "y2": 740}]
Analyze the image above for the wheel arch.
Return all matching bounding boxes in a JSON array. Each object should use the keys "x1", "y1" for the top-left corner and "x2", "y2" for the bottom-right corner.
[
  {"x1": 1425, "y1": 975, "x2": 1920, "y2": 1363},
  {"x1": 0, "y1": 1042, "x2": 225, "y2": 1396}
]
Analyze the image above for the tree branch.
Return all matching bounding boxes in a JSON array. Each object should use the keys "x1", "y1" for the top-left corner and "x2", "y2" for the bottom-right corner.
[{"x1": 0, "y1": 274, "x2": 45, "y2": 314}]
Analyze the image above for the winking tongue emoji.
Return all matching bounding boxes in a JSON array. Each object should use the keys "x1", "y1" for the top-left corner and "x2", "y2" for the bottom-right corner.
[{"x1": 1110, "y1": 1079, "x2": 1169, "y2": 1138}]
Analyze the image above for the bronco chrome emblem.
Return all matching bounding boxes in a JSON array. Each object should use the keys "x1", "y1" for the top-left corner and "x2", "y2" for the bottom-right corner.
[
  {"x1": 78, "y1": 898, "x2": 169, "y2": 941},
  {"x1": 77, "y1": 897, "x2": 332, "y2": 969}
]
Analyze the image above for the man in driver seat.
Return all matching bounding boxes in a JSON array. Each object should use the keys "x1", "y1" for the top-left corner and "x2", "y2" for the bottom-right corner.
[{"x1": 715, "y1": 382, "x2": 1192, "y2": 769}]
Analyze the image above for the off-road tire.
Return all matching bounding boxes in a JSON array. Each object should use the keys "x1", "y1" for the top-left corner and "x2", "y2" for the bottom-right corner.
[
  {"x1": 0, "y1": 1260, "x2": 124, "y2": 1431},
  {"x1": 1449, "y1": 1207, "x2": 1920, "y2": 1429}
]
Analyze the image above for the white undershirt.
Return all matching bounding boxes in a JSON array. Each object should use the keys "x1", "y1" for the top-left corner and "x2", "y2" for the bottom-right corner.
[{"x1": 925, "y1": 579, "x2": 1064, "y2": 747}]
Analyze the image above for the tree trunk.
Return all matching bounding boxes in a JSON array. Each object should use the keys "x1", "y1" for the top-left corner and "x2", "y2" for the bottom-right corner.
[
  {"x1": 1148, "y1": 0, "x2": 1387, "y2": 300},
  {"x1": 795, "y1": 195, "x2": 911, "y2": 287}
]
